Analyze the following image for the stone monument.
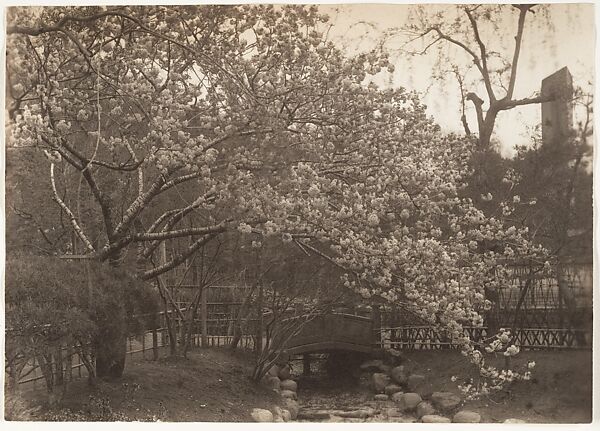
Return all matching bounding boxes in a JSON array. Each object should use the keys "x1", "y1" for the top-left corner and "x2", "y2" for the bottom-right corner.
[{"x1": 541, "y1": 66, "x2": 574, "y2": 146}]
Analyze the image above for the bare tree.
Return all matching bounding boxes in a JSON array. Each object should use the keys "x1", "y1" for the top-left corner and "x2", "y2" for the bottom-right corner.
[{"x1": 402, "y1": 4, "x2": 555, "y2": 149}]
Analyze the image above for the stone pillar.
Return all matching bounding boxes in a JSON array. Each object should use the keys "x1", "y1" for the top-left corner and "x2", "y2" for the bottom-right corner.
[{"x1": 541, "y1": 66, "x2": 573, "y2": 146}]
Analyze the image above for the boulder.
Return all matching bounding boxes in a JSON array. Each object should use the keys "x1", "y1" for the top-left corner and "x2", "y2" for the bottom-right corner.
[
  {"x1": 374, "y1": 394, "x2": 389, "y2": 401},
  {"x1": 284, "y1": 399, "x2": 299, "y2": 420},
  {"x1": 280, "y1": 379, "x2": 297, "y2": 392},
  {"x1": 372, "y1": 372, "x2": 391, "y2": 393},
  {"x1": 326, "y1": 415, "x2": 344, "y2": 423},
  {"x1": 391, "y1": 365, "x2": 409, "y2": 385},
  {"x1": 297, "y1": 411, "x2": 331, "y2": 420},
  {"x1": 431, "y1": 391, "x2": 461, "y2": 412},
  {"x1": 385, "y1": 407, "x2": 404, "y2": 418},
  {"x1": 278, "y1": 364, "x2": 291, "y2": 381},
  {"x1": 422, "y1": 414, "x2": 451, "y2": 423},
  {"x1": 251, "y1": 408, "x2": 274, "y2": 422},
  {"x1": 453, "y1": 410, "x2": 481, "y2": 423},
  {"x1": 339, "y1": 407, "x2": 376, "y2": 419},
  {"x1": 280, "y1": 390, "x2": 297, "y2": 400},
  {"x1": 504, "y1": 418, "x2": 527, "y2": 424},
  {"x1": 273, "y1": 407, "x2": 291, "y2": 422},
  {"x1": 396, "y1": 392, "x2": 422, "y2": 412},
  {"x1": 391, "y1": 392, "x2": 405, "y2": 402},
  {"x1": 385, "y1": 384, "x2": 403, "y2": 395},
  {"x1": 267, "y1": 365, "x2": 280, "y2": 377},
  {"x1": 407, "y1": 374, "x2": 426, "y2": 393},
  {"x1": 266, "y1": 376, "x2": 281, "y2": 391},
  {"x1": 416, "y1": 401, "x2": 436, "y2": 418}
]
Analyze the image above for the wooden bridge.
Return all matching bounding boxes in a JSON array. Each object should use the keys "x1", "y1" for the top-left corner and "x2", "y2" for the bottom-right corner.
[{"x1": 279, "y1": 312, "x2": 380, "y2": 356}]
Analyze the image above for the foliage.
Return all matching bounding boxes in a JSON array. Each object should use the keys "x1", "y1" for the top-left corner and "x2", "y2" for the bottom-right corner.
[
  {"x1": 5, "y1": 254, "x2": 159, "y2": 393},
  {"x1": 6, "y1": 5, "x2": 550, "y2": 391}
]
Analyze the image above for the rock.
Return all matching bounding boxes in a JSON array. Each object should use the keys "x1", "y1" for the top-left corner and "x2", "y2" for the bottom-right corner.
[
  {"x1": 280, "y1": 379, "x2": 297, "y2": 392},
  {"x1": 385, "y1": 407, "x2": 404, "y2": 418},
  {"x1": 361, "y1": 359, "x2": 385, "y2": 372},
  {"x1": 280, "y1": 409, "x2": 291, "y2": 422},
  {"x1": 339, "y1": 407, "x2": 376, "y2": 419},
  {"x1": 251, "y1": 408, "x2": 273, "y2": 422},
  {"x1": 416, "y1": 401, "x2": 436, "y2": 418},
  {"x1": 453, "y1": 410, "x2": 481, "y2": 423},
  {"x1": 407, "y1": 374, "x2": 426, "y2": 392},
  {"x1": 504, "y1": 418, "x2": 527, "y2": 423},
  {"x1": 372, "y1": 372, "x2": 391, "y2": 393},
  {"x1": 431, "y1": 391, "x2": 462, "y2": 411},
  {"x1": 266, "y1": 376, "x2": 281, "y2": 391},
  {"x1": 422, "y1": 414, "x2": 452, "y2": 423},
  {"x1": 385, "y1": 384, "x2": 403, "y2": 395},
  {"x1": 391, "y1": 392, "x2": 405, "y2": 402},
  {"x1": 267, "y1": 365, "x2": 280, "y2": 377},
  {"x1": 391, "y1": 365, "x2": 409, "y2": 385},
  {"x1": 273, "y1": 407, "x2": 291, "y2": 422},
  {"x1": 278, "y1": 364, "x2": 291, "y2": 381},
  {"x1": 297, "y1": 411, "x2": 331, "y2": 420},
  {"x1": 396, "y1": 392, "x2": 422, "y2": 412},
  {"x1": 280, "y1": 390, "x2": 297, "y2": 400},
  {"x1": 326, "y1": 415, "x2": 344, "y2": 423},
  {"x1": 284, "y1": 399, "x2": 299, "y2": 420},
  {"x1": 374, "y1": 394, "x2": 389, "y2": 401}
]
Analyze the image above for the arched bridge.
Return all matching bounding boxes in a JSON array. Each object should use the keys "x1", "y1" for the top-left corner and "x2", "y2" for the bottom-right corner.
[{"x1": 279, "y1": 312, "x2": 379, "y2": 356}]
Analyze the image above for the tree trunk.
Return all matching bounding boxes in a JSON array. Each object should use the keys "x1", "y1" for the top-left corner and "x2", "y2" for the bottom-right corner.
[{"x1": 94, "y1": 326, "x2": 127, "y2": 379}]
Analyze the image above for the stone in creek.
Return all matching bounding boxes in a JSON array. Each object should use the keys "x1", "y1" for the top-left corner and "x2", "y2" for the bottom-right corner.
[
  {"x1": 416, "y1": 401, "x2": 436, "y2": 418},
  {"x1": 385, "y1": 384, "x2": 403, "y2": 395},
  {"x1": 297, "y1": 411, "x2": 331, "y2": 421},
  {"x1": 391, "y1": 365, "x2": 409, "y2": 385},
  {"x1": 397, "y1": 392, "x2": 422, "y2": 412},
  {"x1": 407, "y1": 374, "x2": 426, "y2": 394},
  {"x1": 453, "y1": 410, "x2": 482, "y2": 423},
  {"x1": 284, "y1": 399, "x2": 299, "y2": 420},
  {"x1": 266, "y1": 376, "x2": 281, "y2": 391},
  {"x1": 422, "y1": 414, "x2": 452, "y2": 423},
  {"x1": 391, "y1": 392, "x2": 405, "y2": 402},
  {"x1": 372, "y1": 372, "x2": 391, "y2": 393},
  {"x1": 280, "y1": 389, "x2": 297, "y2": 400},
  {"x1": 326, "y1": 415, "x2": 344, "y2": 423},
  {"x1": 278, "y1": 364, "x2": 291, "y2": 381},
  {"x1": 338, "y1": 407, "x2": 376, "y2": 419},
  {"x1": 280, "y1": 379, "x2": 297, "y2": 392},
  {"x1": 504, "y1": 418, "x2": 527, "y2": 423},
  {"x1": 251, "y1": 408, "x2": 273, "y2": 422},
  {"x1": 431, "y1": 391, "x2": 461, "y2": 412},
  {"x1": 374, "y1": 394, "x2": 389, "y2": 401}
]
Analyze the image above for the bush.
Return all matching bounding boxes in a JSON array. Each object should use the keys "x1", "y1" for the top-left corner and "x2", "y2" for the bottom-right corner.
[{"x1": 5, "y1": 254, "x2": 159, "y2": 395}]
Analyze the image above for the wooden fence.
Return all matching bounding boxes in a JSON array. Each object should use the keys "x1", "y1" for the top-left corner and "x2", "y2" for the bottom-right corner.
[{"x1": 378, "y1": 325, "x2": 590, "y2": 350}]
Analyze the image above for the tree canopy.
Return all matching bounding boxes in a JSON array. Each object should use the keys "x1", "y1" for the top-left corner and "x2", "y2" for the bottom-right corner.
[{"x1": 6, "y1": 5, "x2": 548, "y2": 381}]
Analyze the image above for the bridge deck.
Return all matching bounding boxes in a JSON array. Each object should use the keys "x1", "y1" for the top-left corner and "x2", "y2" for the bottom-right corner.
[{"x1": 280, "y1": 313, "x2": 378, "y2": 355}]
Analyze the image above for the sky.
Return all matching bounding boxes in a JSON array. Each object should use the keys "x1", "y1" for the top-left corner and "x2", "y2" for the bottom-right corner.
[{"x1": 317, "y1": 3, "x2": 595, "y2": 157}]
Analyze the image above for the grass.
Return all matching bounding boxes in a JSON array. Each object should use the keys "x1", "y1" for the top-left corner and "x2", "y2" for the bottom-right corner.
[{"x1": 401, "y1": 348, "x2": 592, "y2": 423}]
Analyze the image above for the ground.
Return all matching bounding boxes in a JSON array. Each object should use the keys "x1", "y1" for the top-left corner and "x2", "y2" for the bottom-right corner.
[
  {"x1": 8, "y1": 347, "x2": 592, "y2": 423},
  {"x1": 12, "y1": 348, "x2": 281, "y2": 422},
  {"x1": 400, "y1": 349, "x2": 593, "y2": 423}
]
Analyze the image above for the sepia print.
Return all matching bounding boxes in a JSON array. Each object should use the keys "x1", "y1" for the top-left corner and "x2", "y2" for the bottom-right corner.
[{"x1": 3, "y1": 2, "x2": 595, "y2": 426}]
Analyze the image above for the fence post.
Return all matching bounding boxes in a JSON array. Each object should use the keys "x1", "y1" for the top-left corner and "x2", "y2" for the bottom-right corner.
[
  {"x1": 372, "y1": 304, "x2": 381, "y2": 347},
  {"x1": 201, "y1": 286, "x2": 208, "y2": 347},
  {"x1": 152, "y1": 328, "x2": 159, "y2": 361}
]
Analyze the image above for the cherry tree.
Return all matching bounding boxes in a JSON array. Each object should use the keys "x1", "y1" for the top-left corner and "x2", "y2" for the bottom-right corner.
[{"x1": 7, "y1": 4, "x2": 545, "y2": 384}]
